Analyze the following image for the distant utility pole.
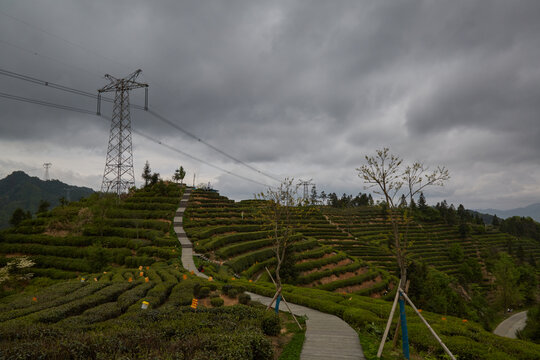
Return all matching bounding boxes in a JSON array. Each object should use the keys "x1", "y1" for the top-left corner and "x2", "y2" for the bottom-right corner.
[
  {"x1": 298, "y1": 179, "x2": 314, "y2": 202},
  {"x1": 43, "y1": 162, "x2": 52, "y2": 181},
  {"x1": 98, "y1": 69, "x2": 148, "y2": 196}
]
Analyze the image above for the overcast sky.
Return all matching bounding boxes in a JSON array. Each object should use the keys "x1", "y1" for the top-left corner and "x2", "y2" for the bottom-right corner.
[{"x1": 1, "y1": 0, "x2": 540, "y2": 210}]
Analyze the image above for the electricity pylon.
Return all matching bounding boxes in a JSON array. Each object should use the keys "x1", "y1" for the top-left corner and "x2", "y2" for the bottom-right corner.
[
  {"x1": 98, "y1": 69, "x2": 148, "y2": 196},
  {"x1": 43, "y1": 162, "x2": 52, "y2": 181},
  {"x1": 298, "y1": 179, "x2": 314, "y2": 202}
]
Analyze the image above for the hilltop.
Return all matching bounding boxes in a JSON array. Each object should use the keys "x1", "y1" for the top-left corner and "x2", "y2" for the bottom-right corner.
[{"x1": 0, "y1": 171, "x2": 94, "y2": 229}]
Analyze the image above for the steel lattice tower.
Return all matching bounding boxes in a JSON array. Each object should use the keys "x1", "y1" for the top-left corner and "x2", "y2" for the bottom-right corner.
[
  {"x1": 43, "y1": 162, "x2": 52, "y2": 181},
  {"x1": 98, "y1": 69, "x2": 148, "y2": 196}
]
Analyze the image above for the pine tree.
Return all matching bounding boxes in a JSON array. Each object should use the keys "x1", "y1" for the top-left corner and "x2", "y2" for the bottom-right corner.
[
  {"x1": 418, "y1": 192, "x2": 427, "y2": 210},
  {"x1": 142, "y1": 161, "x2": 152, "y2": 187},
  {"x1": 310, "y1": 185, "x2": 318, "y2": 205}
]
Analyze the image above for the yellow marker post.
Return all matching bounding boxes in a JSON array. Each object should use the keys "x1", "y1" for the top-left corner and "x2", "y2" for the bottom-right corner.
[
  {"x1": 191, "y1": 298, "x2": 198, "y2": 310},
  {"x1": 141, "y1": 301, "x2": 149, "y2": 310}
]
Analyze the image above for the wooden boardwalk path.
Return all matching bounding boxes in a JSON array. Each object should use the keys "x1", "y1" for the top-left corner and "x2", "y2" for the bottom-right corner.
[{"x1": 174, "y1": 188, "x2": 365, "y2": 359}]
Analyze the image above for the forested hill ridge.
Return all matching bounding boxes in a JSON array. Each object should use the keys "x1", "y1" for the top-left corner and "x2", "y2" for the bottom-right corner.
[
  {"x1": 476, "y1": 203, "x2": 540, "y2": 223},
  {"x1": 0, "y1": 171, "x2": 94, "y2": 229}
]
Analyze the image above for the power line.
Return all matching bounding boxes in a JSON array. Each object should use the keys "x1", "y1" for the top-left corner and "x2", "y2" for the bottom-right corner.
[
  {"x1": 147, "y1": 109, "x2": 281, "y2": 182},
  {"x1": 0, "y1": 90, "x2": 271, "y2": 188},
  {"x1": 0, "y1": 67, "x2": 279, "y2": 182},
  {"x1": 130, "y1": 126, "x2": 271, "y2": 188},
  {"x1": 0, "y1": 91, "x2": 95, "y2": 115},
  {"x1": 0, "y1": 10, "x2": 282, "y2": 183}
]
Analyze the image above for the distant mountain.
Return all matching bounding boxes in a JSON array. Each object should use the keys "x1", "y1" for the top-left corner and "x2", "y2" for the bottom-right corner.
[
  {"x1": 475, "y1": 203, "x2": 540, "y2": 223},
  {"x1": 0, "y1": 171, "x2": 94, "y2": 229}
]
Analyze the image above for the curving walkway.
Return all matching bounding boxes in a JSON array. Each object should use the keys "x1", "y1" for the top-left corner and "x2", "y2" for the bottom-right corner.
[
  {"x1": 174, "y1": 188, "x2": 365, "y2": 360},
  {"x1": 494, "y1": 311, "x2": 528, "y2": 339}
]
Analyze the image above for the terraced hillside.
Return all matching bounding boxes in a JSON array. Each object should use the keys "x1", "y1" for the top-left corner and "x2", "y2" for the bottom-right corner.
[
  {"x1": 0, "y1": 262, "x2": 296, "y2": 359},
  {"x1": 183, "y1": 189, "x2": 395, "y2": 298},
  {"x1": 322, "y1": 206, "x2": 540, "y2": 279},
  {"x1": 0, "y1": 183, "x2": 182, "y2": 281},
  {"x1": 0, "y1": 183, "x2": 299, "y2": 359}
]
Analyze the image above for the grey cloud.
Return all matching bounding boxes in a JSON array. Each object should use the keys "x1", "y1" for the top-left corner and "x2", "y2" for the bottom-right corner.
[{"x1": 2, "y1": 1, "x2": 540, "y2": 209}]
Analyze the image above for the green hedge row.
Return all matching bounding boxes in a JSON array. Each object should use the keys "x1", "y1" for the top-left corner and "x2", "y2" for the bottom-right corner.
[
  {"x1": 136, "y1": 246, "x2": 177, "y2": 260},
  {"x1": 102, "y1": 218, "x2": 170, "y2": 232},
  {"x1": 193, "y1": 225, "x2": 265, "y2": 240},
  {"x1": 105, "y1": 209, "x2": 173, "y2": 220},
  {"x1": 83, "y1": 226, "x2": 162, "y2": 241},
  {"x1": 296, "y1": 261, "x2": 364, "y2": 285},
  {"x1": 216, "y1": 238, "x2": 273, "y2": 259},
  {"x1": 125, "y1": 196, "x2": 181, "y2": 204},
  {"x1": 197, "y1": 230, "x2": 273, "y2": 252},
  {"x1": 0, "y1": 281, "x2": 85, "y2": 313},
  {"x1": 316, "y1": 270, "x2": 380, "y2": 291},
  {"x1": 33, "y1": 255, "x2": 93, "y2": 272},
  {"x1": 243, "y1": 258, "x2": 277, "y2": 278},
  {"x1": 294, "y1": 253, "x2": 347, "y2": 272},
  {"x1": 227, "y1": 248, "x2": 275, "y2": 273},
  {"x1": 30, "y1": 268, "x2": 78, "y2": 279},
  {"x1": 124, "y1": 256, "x2": 155, "y2": 267},
  {"x1": 0, "y1": 243, "x2": 87, "y2": 258},
  {"x1": 0, "y1": 282, "x2": 108, "y2": 322},
  {"x1": 120, "y1": 202, "x2": 178, "y2": 211},
  {"x1": 25, "y1": 282, "x2": 134, "y2": 323},
  {"x1": 293, "y1": 246, "x2": 334, "y2": 261}
]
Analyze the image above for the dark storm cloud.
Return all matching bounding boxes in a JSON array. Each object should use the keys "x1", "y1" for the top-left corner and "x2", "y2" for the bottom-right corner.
[{"x1": 2, "y1": 1, "x2": 540, "y2": 208}]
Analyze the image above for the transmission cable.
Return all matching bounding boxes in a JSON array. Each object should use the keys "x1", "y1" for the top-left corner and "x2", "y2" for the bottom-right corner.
[
  {"x1": 146, "y1": 109, "x2": 281, "y2": 182},
  {"x1": 0, "y1": 91, "x2": 95, "y2": 115},
  {"x1": 0, "y1": 67, "x2": 280, "y2": 182},
  {"x1": 0, "y1": 90, "x2": 271, "y2": 188}
]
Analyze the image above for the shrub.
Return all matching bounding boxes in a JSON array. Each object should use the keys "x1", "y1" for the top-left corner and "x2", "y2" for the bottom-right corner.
[
  {"x1": 221, "y1": 284, "x2": 233, "y2": 295},
  {"x1": 210, "y1": 297, "x2": 224, "y2": 307},
  {"x1": 261, "y1": 312, "x2": 280, "y2": 336},
  {"x1": 238, "y1": 293, "x2": 251, "y2": 305},
  {"x1": 198, "y1": 286, "x2": 210, "y2": 299},
  {"x1": 228, "y1": 288, "x2": 238, "y2": 298}
]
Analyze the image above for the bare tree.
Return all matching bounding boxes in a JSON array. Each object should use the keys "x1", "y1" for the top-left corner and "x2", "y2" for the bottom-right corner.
[
  {"x1": 357, "y1": 148, "x2": 449, "y2": 287},
  {"x1": 257, "y1": 178, "x2": 301, "y2": 305}
]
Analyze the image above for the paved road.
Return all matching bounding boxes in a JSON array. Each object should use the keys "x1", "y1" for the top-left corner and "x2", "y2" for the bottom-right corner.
[
  {"x1": 174, "y1": 188, "x2": 366, "y2": 360},
  {"x1": 493, "y1": 311, "x2": 528, "y2": 339}
]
